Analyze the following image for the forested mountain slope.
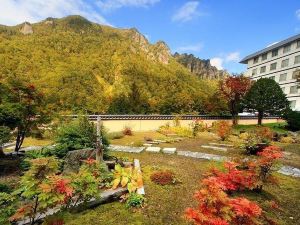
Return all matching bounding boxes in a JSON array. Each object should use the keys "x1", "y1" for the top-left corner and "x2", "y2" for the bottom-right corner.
[{"x1": 0, "y1": 16, "x2": 227, "y2": 114}]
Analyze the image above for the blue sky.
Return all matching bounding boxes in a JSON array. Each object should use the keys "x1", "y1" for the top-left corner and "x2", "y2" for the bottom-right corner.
[{"x1": 1, "y1": 0, "x2": 300, "y2": 73}]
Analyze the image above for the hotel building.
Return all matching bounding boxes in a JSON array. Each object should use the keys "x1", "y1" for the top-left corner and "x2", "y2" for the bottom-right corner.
[{"x1": 240, "y1": 34, "x2": 300, "y2": 111}]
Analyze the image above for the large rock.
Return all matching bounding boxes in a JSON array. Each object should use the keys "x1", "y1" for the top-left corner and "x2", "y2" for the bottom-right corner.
[
  {"x1": 20, "y1": 22, "x2": 33, "y2": 35},
  {"x1": 63, "y1": 148, "x2": 95, "y2": 174}
]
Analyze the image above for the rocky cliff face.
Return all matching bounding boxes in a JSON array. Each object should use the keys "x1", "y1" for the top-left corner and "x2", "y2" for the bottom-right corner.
[
  {"x1": 126, "y1": 28, "x2": 171, "y2": 64},
  {"x1": 174, "y1": 53, "x2": 229, "y2": 79}
]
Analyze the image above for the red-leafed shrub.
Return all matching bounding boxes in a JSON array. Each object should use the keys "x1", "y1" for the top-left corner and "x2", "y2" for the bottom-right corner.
[
  {"x1": 214, "y1": 121, "x2": 232, "y2": 141},
  {"x1": 255, "y1": 127, "x2": 274, "y2": 141},
  {"x1": 256, "y1": 146, "x2": 283, "y2": 191},
  {"x1": 210, "y1": 162, "x2": 257, "y2": 192},
  {"x1": 150, "y1": 170, "x2": 176, "y2": 185},
  {"x1": 123, "y1": 127, "x2": 133, "y2": 136},
  {"x1": 185, "y1": 177, "x2": 262, "y2": 225}
]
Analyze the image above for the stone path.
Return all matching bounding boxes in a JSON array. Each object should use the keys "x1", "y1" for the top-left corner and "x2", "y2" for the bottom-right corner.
[
  {"x1": 109, "y1": 145, "x2": 144, "y2": 153},
  {"x1": 201, "y1": 145, "x2": 228, "y2": 152},
  {"x1": 109, "y1": 144, "x2": 300, "y2": 178},
  {"x1": 278, "y1": 166, "x2": 300, "y2": 177},
  {"x1": 177, "y1": 151, "x2": 227, "y2": 161}
]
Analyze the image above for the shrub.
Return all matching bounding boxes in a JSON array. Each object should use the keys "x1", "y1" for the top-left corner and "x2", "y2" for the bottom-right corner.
[
  {"x1": 123, "y1": 127, "x2": 133, "y2": 136},
  {"x1": 284, "y1": 110, "x2": 300, "y2": 131},
  {"x1": 125, "y1": 193, "x2": 145, "y2": 208},
  {"x1": 150, "y1": 170, "x2": 176, "y2": 185},
  {"x1": 239, "y1": 132, "x2": 249, "y2": 140},
  {"x1": 191, "y1": 120, "x2": 206, "y2": 137},
  {"x1": 144, "y1": 136, "x2": 153, "y2": 142},
  {"x1": 214, "y1": 121, "x2": 232, "y2": 141},
  {"x1": 280, "y1": 136, "x2": 294, "y2": 143},
  {"x1": 107, "y1": 132, "x2": 125, "y2": 140},
  {"x1": 0, "y1": 192, "x2": 16, "y2": 225},
  {"x1": 55, "y1": 116, "x2": 97, "y2": 158},
  {"x1": 255, "y1": 126, "x2": 273, "y2": 142},
  {"x1": 185, "y1": 177, "x2": 262, "y2": 225},
  {"x1": 0, "y1": 183, "x2": 12, "y2": 193}
]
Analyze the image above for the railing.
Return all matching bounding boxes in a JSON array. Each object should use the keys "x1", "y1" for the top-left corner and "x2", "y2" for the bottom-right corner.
[{"x1": 64, "y1": 115, "x2": 281, "y2": 121}]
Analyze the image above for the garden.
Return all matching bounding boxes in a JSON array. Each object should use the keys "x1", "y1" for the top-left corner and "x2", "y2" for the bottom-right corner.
[{"x1": 1, "y1": 116, "x2": 300, "y2": 225}]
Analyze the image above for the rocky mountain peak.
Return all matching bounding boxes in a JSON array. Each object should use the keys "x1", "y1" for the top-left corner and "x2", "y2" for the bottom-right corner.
[
  {"x1": 174, "y1": 53, "x2": 230, "y2": 79},
  {"x1": 152, "y1": 41, "x2": 171, "y2": 64}
]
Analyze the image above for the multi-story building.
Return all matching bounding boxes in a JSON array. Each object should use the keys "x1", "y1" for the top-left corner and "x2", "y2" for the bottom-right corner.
[{"x1": 240, "y1": 34, "x2": 300, "y2": 111}]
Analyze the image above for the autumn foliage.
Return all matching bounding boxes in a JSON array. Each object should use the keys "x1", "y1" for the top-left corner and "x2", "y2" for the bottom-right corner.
[
  {"x1": 214, "y1": 121, "x2": 232, "y2": 141},
  {"x1": 186, "y1": 145, "x2": 283, "y2": 225},
  {"x1": 150, "y1": 170, "x2": 176, "y2": 185}
]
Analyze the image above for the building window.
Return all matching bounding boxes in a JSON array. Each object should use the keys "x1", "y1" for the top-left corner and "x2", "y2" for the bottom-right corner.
[
  {"x1": 292, "y1": 70, "x2": 300, "y2": 79},
  {"x1": 269, "y1": 76, "x2": 275, "y2": 80},
  {"x1": 261, "y1": 53, "x2": 268, "y2": 61},
  {"x1": 253, "y1": 57, "x2": 259, "y2": 64},
  {"x1": 270, "y1": 62, "x2": 277, "y2": 71},
  {"x1": 290, "y1": 86, "x2": 298, "y2": 94},
  {"x1": 283, "y1": 44, "x2": 291, "y2": 53},
  {"x1": 272, "y1": 49, "x2": 278, "y2": 57},
  {"x1": 289, "y1": 100, "x2": 296, "y2": 109},
  {"x1": 281, "y1": 87, "x2": 285, "y2": 93},
  {"x1": 260, "y1": 66, "x2": 266, "y2": 73},
  {"x1": 252, "y1": 68, "x2": 257, "y2": 76},
  {"x1": 279, "y1": 73, "x2": 287, "y2": 82},
  {"x1": 297, "y1": 40, "x2": 300, "y2": 48},
  {"x1": 281, "y1": 59, "x2": 289, "y2": 68},
  {"x1": 294, "y1": 55, "x2": 300, "y2": 64}
]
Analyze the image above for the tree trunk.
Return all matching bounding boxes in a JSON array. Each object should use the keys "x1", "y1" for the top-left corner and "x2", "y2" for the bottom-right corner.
[
  {"x1": 258, "y1": 111, "x2": 263, "y2": 125},
  {"x1": 232, "y1": 114, "x2": 238, "y2": 126},
  {"x1": 15, "y1": 129, "x2": 25, "y2": 152}
]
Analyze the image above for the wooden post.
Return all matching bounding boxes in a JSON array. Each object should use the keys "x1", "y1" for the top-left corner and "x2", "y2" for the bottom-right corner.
[{"x1": 96, "y1": 116, "x2": 103, "y2": 162}]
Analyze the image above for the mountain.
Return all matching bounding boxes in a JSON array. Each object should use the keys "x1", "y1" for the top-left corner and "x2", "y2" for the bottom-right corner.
[
  {"x1": 0, "y1": 16, "x2": 227, "y2": 115},
  {"x1": 174, "y1": 53, "x2": 229, "y2": 79}
]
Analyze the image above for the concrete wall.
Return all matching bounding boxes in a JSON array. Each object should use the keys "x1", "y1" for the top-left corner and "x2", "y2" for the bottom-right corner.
[{"x1": 99, "y1": 118, "x2": 283, "y2": 132}]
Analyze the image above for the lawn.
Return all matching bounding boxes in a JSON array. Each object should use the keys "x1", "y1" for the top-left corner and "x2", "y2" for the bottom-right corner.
[{"x1": 61, "y1": 151, "x2": 300, "y2": 225}]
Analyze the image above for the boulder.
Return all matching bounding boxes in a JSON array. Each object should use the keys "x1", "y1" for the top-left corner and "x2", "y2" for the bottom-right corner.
[{"x1": 63, "y1": 148, "x2": 95, "y2": 174}]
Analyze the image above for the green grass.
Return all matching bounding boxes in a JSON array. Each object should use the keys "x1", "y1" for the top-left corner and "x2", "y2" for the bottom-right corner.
[
  {"x1": 61, "y1": 151, "x2": 300, "y2": 225},
  {"x1": 233, "y1": 122, "x2": 288, "y2": 134}
]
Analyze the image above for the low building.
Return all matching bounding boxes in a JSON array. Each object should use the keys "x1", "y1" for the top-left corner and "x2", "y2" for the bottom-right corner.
[{"x1": 240, "y1": 34, "x2": 300, "y2": 111}]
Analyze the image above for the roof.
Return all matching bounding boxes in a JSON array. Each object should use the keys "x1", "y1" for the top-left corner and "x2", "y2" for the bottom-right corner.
[{"x1": 240, "y1": 33, "x2": 300, "y2": 64}]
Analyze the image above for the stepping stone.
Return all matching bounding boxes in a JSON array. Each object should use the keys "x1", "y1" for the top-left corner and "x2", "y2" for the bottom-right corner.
[
  {"x1": 153, "y1": 139, "x2": 167, "y2": 143},
  {"x1": 209, "y1": 142, "x2": 234, "y2": 147},
  {"x1": 278, "y1": 166, "x2": 300, "y2": 177},
  {"x1": 162, "y1": 147, "x2": 176, "y2": 154},
  {"x1": 147, "y1": 141, "x2": 160, "y2": 144},
  {"x1": 201, "y1": 145, "x2": 227, "y2": 152},
  {"x1": 177, "y1": 151, "x2": 227, "y2": 162},
  {"x1": 146, "y1": 147, "x2": 161, "y2": 153},
  {"x1": 109, "y1": 145, "x2": 144, "y2": 153},
  {"x1": 143, "y1": 143, "x2": 152, "y2": 147}
]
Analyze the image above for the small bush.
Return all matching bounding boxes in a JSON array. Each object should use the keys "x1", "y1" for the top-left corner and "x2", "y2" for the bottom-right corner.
[
  {"x1": 255, "y1": 126, "x2": 273, "y2": 141},
  {"x1": 280, "y1": 136, "x2": 294, "y2": 144},
  {"x1": 150, "y1": 170, "x2": 176, "y2": 185},
  {"x1": 284, "y1": 110, "x2": 300, "y2": 131},
  {"x1": 144, "y1": 136, "x2": 153, "y2": 142},
  {"x1": 107, "y1": 132, "x2": 125, "y2": 140},
  {"x1": 0, "y1": 183, "x2": 12, "y2": 193},
  {"x1": 214, "y1": 121, "x2": 232, "y2": 141},
  {"x1": 125, "y1": 193, "x2": 145, "y2": 208},
  {"x1": 123, "y1": 127, "x2": 133, "y2": 136},
  {"x1": 239, "y1": 132, "x2": 249, "y2": 140}
]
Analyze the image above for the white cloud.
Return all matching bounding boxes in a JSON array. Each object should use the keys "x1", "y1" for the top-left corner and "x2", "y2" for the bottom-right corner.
[
  {"x1": 97, "y1": 0, "x2": 160, "y2": 11},
  {"x1": 296, "y1": 9, "x2": 300, "y2": 20},
  {"x1": 210, "y1": 57, "x2": 223, "y2": 70},
  {"x1": 210, "y1": 51, "x2": 240, "y2": 70},
  {"x1": 176, "y1": 43, "x2": 203, "y2": 52},
  {"x1": 0, "y1": 0, "x2": 110, "y2": 26},
  {"x1": 225, "y1": 51, "x2": 240, "y2": 62},
  {"x1": 172, "y1": 1, "x2": 199, "y2": 22}
]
